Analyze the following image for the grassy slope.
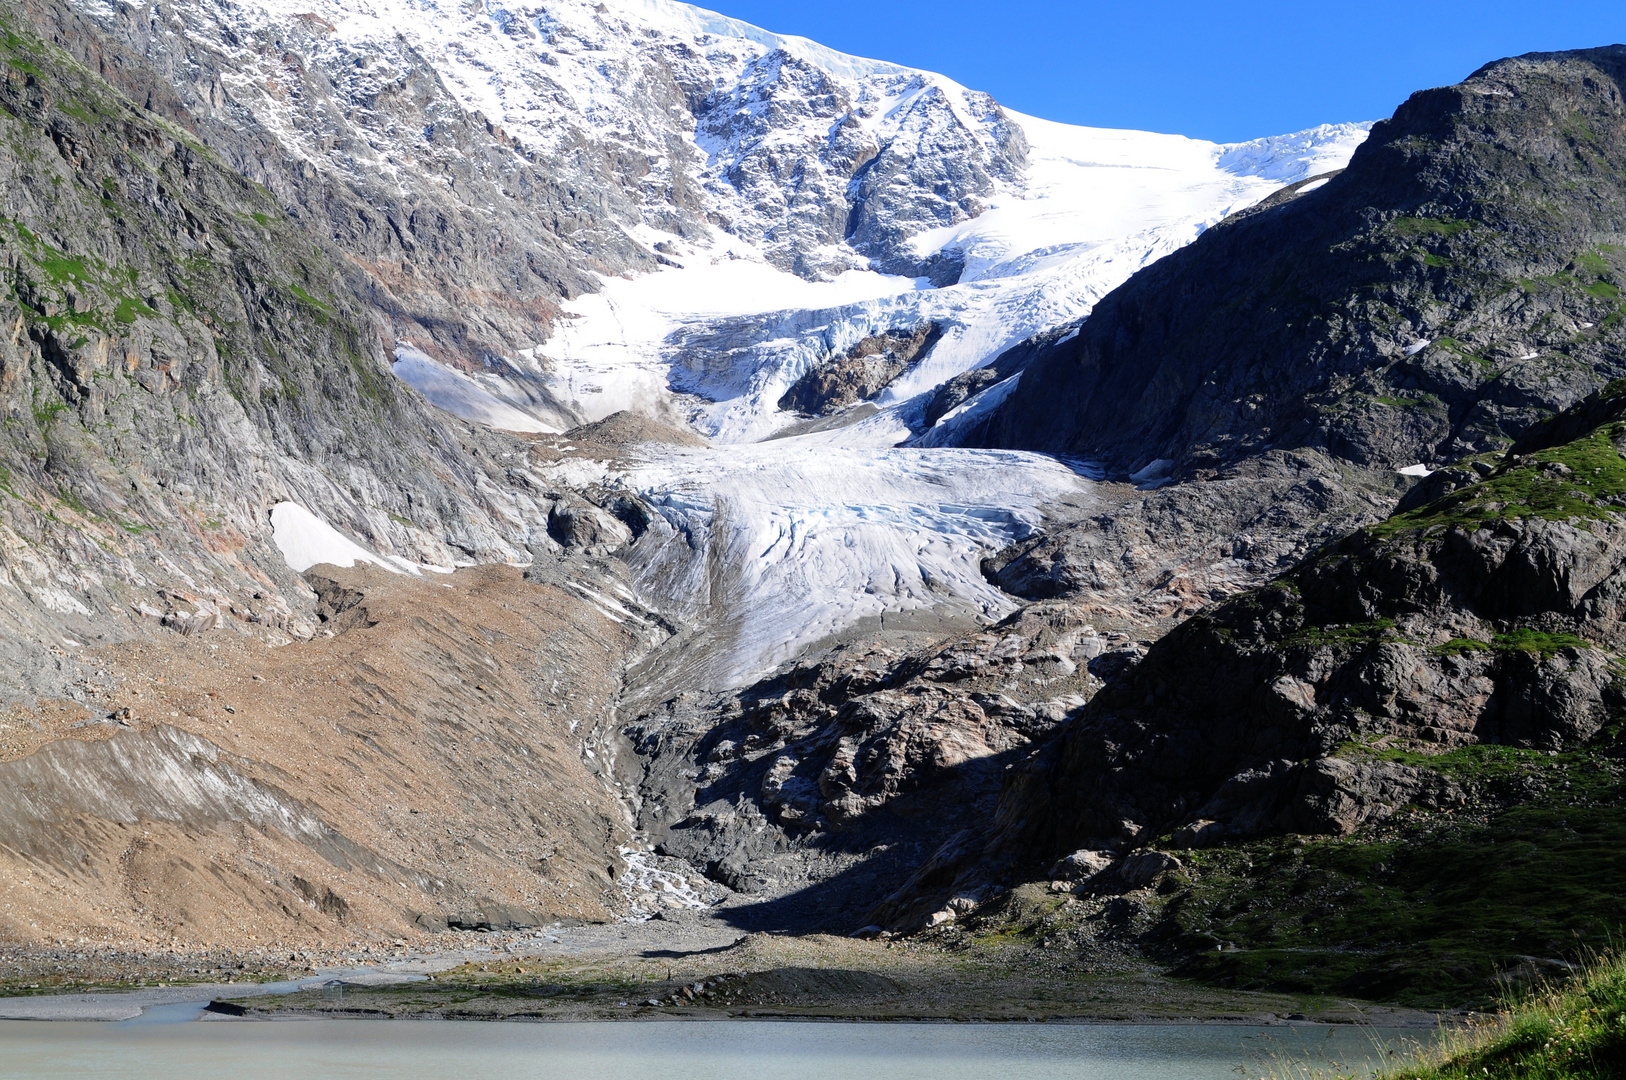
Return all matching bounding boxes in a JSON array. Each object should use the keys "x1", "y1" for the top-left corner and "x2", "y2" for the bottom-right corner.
[
  {"x1": 960, "y1": 399, "x2": 1626, "y2": 1009},
  {"x1": 1168, "y1": 741, "x2": 1626, "y2": 1006},
  {"x1": 1162, "y1": 404, "x2": 1626, "y2": 1007},
  {"x1": 1371, "y1": 952, "x2": 1626, "y2": 1079}
]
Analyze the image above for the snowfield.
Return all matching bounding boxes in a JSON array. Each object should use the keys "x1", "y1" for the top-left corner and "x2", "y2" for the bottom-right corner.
[
  {"x1": 270, "y1": 502, "x2": 438, "y2": 575},
  {"x1": 148, "y1": 0, "x2": 1372, "y2": 682},
  {"x1": 487, "y1": 115, "x2": 1368, "y2": 442}
]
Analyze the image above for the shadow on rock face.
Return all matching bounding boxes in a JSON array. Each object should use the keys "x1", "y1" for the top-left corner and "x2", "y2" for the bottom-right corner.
[{"x1": 671, "y1": 738, "x2": 1043, "y2": 937}]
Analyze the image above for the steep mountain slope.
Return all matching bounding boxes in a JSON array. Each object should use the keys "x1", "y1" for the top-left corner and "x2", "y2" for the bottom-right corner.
[
  {"x1": 0, "y1": 0, "x2": 685, "y2": 946},
  {"x1": 614, "y1": 454, "x2": 1406, "y2": 929},
  {"x1": 0, "y1": 0, "x2": 572, "y2": 702},
  {"x1": 957, "y1": 45, "x2": 1626, "y2": 481},
  {"x1": 24, "y1": 0, "x2": 1376, "y2": 702},
  {"x1": 538, "y1": 116, "x2": 1365, "y2": 442},
  {"x1": 0, "y1": 562, "x2": 651, "y2": 945},
  {"x1": 870, "y1": 380, "x2": 1626, "y2": 1003}
]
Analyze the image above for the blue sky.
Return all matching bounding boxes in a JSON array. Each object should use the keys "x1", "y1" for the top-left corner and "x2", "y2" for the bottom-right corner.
[{"x1": 702, "y1": 1, "x2": 1626, "y2": 142}]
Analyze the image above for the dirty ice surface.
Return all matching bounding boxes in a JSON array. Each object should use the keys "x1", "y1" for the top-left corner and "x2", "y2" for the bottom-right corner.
[
  {"x1": 392, "y1": 345, "x2": 561, "y2": 434},
  {"x1": 533, "y1": 438, "x2": 1093, "y2": 685}
]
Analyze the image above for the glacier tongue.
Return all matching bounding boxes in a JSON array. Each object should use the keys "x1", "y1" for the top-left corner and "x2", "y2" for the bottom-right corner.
[{"x1": 539, "y1": 438, "x2": 1095, "y2": 687}]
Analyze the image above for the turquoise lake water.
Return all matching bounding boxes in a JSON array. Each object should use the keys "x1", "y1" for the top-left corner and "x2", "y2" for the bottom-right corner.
[{"x1": 0, "y1": 1018, "x2": 1430, "y2": 1079}]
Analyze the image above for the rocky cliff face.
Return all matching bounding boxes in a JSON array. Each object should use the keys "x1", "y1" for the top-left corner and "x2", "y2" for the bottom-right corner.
[
  {"x1": 871, "y1": 382, "x2": 1626, "y2": 969},
  {"x1": 963, "y1": 46, "x2": 1626, "y2": 480},
  {"x1": 56, "y1": 0, "x2": 1026, "y2": 389},
  {"x1": 0, "y1": 0, "x2": 575, "y2": 703}
]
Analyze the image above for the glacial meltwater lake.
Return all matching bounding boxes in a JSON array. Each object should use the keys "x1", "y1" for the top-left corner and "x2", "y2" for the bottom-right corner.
[{"x1": 0, "y1": 1019, "x2": 1429, "y2": 1079}]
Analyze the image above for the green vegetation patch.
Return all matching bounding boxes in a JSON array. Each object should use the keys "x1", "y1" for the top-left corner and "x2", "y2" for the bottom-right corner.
[
  {"x1": 1392, "y1": 216, "x2": 1473, "y2": 239},
  {"x1": 1433, "y1": 630, "x2": 1593, "y2": 659},
  {"x1": 1495, "y1": 628, "x2": 1593, "y2": 657},
  {"x1": 32, "y1": 399, "x2": 67, "y2": 427},
  {"x1": 1378, "y1": 950, "x2": 1626, "y2": 1078},
  {"x1": 1284, "y1": 618, "x2": 1411, "y2": 649},
  {"x1": 0, "y1": 29, "x2": 42, "y2": 76},
  {"x1": 113, "y1": 296, "x2": 155, "y2": 324},
  {"x1": 1348, "y1": 741, "x2": 1580, "y2": 784},
  {"x1": 1167, "y1": 754, "x2": 1626, "y2": 1006},
  {"x1": 1374, "y1": 422, "x2": 1626, "y2": 536},
  {"x1": 33, "y1": 253, "x2": 92, "y2": 284},
  {"x1": 287, "y1": 282, "x2": 333, "y2": 314},
  {"x1": 1429, "y1": 335, "x2": 1494, "y2": 369}
]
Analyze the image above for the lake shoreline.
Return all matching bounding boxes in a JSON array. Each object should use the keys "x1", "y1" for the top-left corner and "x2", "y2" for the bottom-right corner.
[{"x1": 0, "y1": 919, "x2": 1452, "y2": 1027}]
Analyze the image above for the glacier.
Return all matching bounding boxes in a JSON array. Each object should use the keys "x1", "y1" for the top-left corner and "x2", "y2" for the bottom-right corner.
[
  {"x1": 530, "y1": 112, "x2": 1367, "y2": 443},
  {"x1": 88, "y1": 0, "x2": 1371, "y2": 683}
]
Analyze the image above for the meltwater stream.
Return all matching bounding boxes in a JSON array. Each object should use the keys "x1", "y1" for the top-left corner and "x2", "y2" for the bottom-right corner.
[{"x1": 0, "y1": 1019, "x2": 1428, "y2": 1079}]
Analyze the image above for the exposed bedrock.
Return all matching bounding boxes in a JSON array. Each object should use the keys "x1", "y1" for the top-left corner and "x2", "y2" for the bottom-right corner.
[
  {"x1": 777, "y1": 322, "x2": 944, "y2": 417},
  {"x1": 870, "y1": 383, "x2": 1626, "y2": 929},
  {"x1": 960, "y1": 46, "x2": 1626, "y2": 480}
]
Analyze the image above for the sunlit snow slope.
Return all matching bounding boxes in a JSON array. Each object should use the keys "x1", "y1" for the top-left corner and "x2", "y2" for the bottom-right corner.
[
  {"x1": 541, "y1": 114, "x2": 1367, "y2": 443},
  {"x1": 110, "y1": 0, "x2": 1371, "y2": 682}
]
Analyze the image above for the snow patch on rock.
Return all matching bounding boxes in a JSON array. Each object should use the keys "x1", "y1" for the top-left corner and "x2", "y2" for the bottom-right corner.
[
  {"x1": 271, "y1": 502, "x2": 425, "y2": 576},
  {"x1": 392, "y1": 345, "x2": 563, "y2": 434}
]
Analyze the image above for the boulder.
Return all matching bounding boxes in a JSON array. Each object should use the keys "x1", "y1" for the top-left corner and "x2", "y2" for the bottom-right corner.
[
  {"x1": 1047, "y1": 849, "x2": 1116, "y2": 880},
  {"x1": 547, "y1": 497, "x2": 633, "y2": 555},
  {"x1": 1079, "y1": 851, "x2": 1183, "y2": 895}
]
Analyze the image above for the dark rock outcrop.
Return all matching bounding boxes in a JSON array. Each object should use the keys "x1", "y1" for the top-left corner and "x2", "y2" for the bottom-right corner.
[
  {"x1": 548, "y1": 496, "x2": 634, "y2": 556},
  {"x1": 962, "y1": 46, "x2": 1626, "y2": 480},
  {"x1": 622, "y1": 600, "x2": 1128, "y2": 924},
  {"x1": 778, "y1": 323, "x2": 943, "y2": 416},
  {"x1": 875, "y1": 381, "x2": 1626, "y2": 928},
  {"x1": 981, "y1": 449, "x2": 1405, "y2": 624}
]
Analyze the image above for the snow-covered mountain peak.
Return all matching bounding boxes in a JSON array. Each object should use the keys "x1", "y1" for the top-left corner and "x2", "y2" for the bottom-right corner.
[
  {"x1": 136, "y1": 0, "x2": 1019, "y2": 282},
  {"x1": 73, "y1": 0, "x2": 1372, "y2": 683},
  {"x1": 600, "y1": 0, "x2": 914, "y2": 81}
]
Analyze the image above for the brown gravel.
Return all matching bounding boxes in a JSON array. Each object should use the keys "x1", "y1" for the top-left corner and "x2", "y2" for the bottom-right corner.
[{"x1": 0, "y1": 562, "x2": 648, "y2": 952}]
